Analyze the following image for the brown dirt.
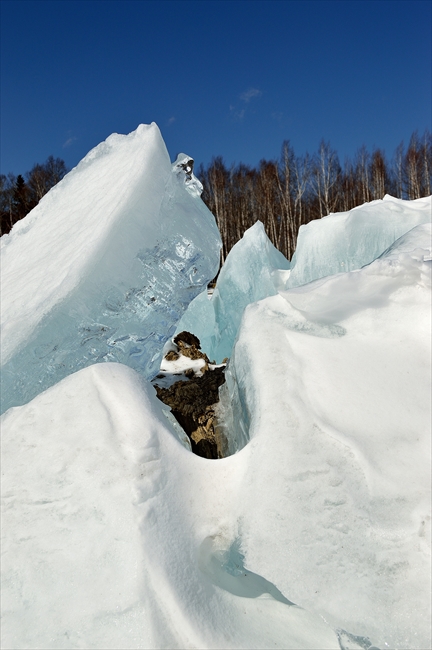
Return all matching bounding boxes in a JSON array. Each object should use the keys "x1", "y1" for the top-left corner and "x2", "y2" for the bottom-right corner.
[{"x1": 155, "y1": 365, "x2": 226, "y2": 459}]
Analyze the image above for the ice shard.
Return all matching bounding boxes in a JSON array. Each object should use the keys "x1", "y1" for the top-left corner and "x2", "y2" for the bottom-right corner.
[
  {"x1": 287, "y1": 194, "x2": 431, "y2": 288},
  {"x1": 176, "y1": 196, "x2": 431, "y2": 364},
  {"x1": 0, "y1": 125, "x2": 221, "y2": 413},
  {"x1": 175, "y1": 221, "x2": 290, "y2": 362}
]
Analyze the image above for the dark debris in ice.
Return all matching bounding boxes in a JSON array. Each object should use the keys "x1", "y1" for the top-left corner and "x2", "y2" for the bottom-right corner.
[{"x1": 153, "y1": 332, "x2": 227, "y2": 459}]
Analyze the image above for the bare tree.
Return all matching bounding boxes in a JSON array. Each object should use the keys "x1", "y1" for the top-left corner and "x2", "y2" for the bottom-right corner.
[
  {"x1": 0, "y1": 156, "x2": 68, "y2": 236},
  {"x1": 354, "y1": 146, "x2": 371, "y2": 205},
  {"x1": 197, "y1": 130, "x2": 431, "y2": 264},
  {"x1": 369, "y1": 149, "x2": 388, "y2": 200},
  {"x1": 26, "y1": 156, "x2": 67, "y2": 203},
  {"x1": 392, "y1": 142, "x2": 405, "y2": 199},
  {"x1": 0, "y1": 173, "x2": 16, "y2": 235},
  {"x1": 312, "y1": 140, "x2": 341, "y2": 217}
]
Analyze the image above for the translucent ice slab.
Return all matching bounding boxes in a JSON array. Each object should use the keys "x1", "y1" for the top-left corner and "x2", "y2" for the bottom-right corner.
[
  {"x1": 176, "y1": 221, "x2": 290, "y2": 362},
  {"x1": 0, "y1": 126, "x2": 221, "y2": 413},
  {"x1": 287, "y1": 195, "x2": 431, "y2": 288}
]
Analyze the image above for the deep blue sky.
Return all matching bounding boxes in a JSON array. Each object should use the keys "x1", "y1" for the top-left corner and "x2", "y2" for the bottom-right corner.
[{"x1": 1, "y1": 0, "x2": 431, "y2": 176}]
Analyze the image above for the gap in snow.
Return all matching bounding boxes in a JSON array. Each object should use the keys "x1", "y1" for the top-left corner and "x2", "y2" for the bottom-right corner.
[{"x1": 153, "y1": 330, "x2": 229, "y2": 458}]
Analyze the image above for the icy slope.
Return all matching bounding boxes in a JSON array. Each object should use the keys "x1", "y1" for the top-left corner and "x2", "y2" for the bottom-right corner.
[
  {"x1": 287, "y1": 194, "x2": 431, "y2": 288},
  {"x1": 1, "y1": 363, "x2": 340, "y2": 650},
  {"x1": 221, "y1": 222, "x2": 432, "y2": 648},
  {"x1": 0, "y1": 126, "x2": 221, "y2": 413},
  {"x1": 176, "y1": 221, "x2": 290, "y2": 362}
]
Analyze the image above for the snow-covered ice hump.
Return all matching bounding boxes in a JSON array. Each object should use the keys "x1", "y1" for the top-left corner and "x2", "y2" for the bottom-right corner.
[
  {"x1": 287, "y1": 194, "x2": 431, "y2": 288},
  {"x1": 176, "y1": 196, "x2": 431, "y2": 365},
  {"x1": 1, "y1": 197, "x2": 430, "y2": 649},
  {"x1": 222, "y1": 222, "x2": 432, "y2": 648},
  {"x1": 0, "y1": 124, "x2": 221, "y2": 413}
]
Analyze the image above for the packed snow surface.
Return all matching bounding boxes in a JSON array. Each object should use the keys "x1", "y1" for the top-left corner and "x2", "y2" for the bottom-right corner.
[
  {"x1": 219, "y1": 222, "x2": 431, "y2": 649},
  {"x1": 1, "y1": 363, "x2": 341, "y2": 649},
  {"x1": 1, "y1": 131, "x2": 431, "y2": 650},
  {"x1": 0, "y1": 125, "x2": 221, "y2": 413}
]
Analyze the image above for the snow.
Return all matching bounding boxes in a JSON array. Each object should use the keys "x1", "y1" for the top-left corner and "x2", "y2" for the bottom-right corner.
[
  {"x1": 176, "y1": 221, "x2": 290, "y2": 362},
  {"x1": 176, "y1": 197, "x2": 431, "y2": 365},
  {"x1": 0, "y1": 125, "x2": 221, "y2": 413},
  {"x1": 1, "y1": 363, "x2": 340, "y2": 650},
  {"x1": 1, "y1": 121, "x2": 431, "y2": 650},
  {"x1": 287, "y1": 194, "x2": 431, "y2": 288},
  {"x1": 219, "y1": 222, "x2": 431, "y2": 650},
  {"x1": 155, "y1": 344, "x2": 224, "y2": 388}
]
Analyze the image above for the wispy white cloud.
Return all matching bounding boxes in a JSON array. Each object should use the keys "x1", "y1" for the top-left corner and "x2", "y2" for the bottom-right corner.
[
  {"x1": 229, "y1": 88, "x2": 262, "y2": 122},
  {"x1": 62, "y1": 136, "x2": 77, "y2": 148},
  {"x1": 167, "y1": 116, "x2": 176, "y2": 126},
  {"x1": 271, "y1": 111, "x2": 283, "y2": 121},
  {"x1": 229, "y1": 105, "x2": 246, "y2": 121},
  {"x1": 240, "y1": 87, "x2": 262, "y2": 103},
  {"x1": 230, "y1": 88, "x2": 262, "y2": 122}
]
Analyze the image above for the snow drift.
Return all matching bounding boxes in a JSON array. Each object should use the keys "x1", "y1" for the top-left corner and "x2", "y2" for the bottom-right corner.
[
  {"x1": 219, "y1": 221, "x2": 431, "y2": 648},
  {"x1": 1, "y1": 362, "x2": 341, "y2": 650},
  {"x1": 0, "y1": 125, "x2": 221, "y2": 413},
  {"x1": 2, "y1": 217, "x2": 430, "y2": 649}
]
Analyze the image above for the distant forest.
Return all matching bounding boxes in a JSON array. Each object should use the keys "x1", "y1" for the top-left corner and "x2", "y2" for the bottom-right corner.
[
  {"x1": 197, "y1": 129, "x2": 431, "y2": 262},
  {"x1": 1, "y1": 130, "x2": 431, "y2": 262},
  {"x1": 1, "y1": 156, "x2": 68, "y2": 236}
]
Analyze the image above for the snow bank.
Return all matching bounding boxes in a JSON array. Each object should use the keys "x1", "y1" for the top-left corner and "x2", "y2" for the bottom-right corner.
[
  {"x1": 0, "y1": 126, "x2": 221, "y2": 413},
  {"x1": 176, "y1": 221, "x2": 290, "y2": 362},
  {"x1": 3, "y1": 221, "x2": 430, "y2": 649},
  {"x1": 220, "y1": 222, "x2": 432, "y2": 648},
  {"x1": 287, "y1": 194, "x2": 431, "y2": 288},
  {"x1": 1, "y1": 363, "x2": 340, "y2": 649}
]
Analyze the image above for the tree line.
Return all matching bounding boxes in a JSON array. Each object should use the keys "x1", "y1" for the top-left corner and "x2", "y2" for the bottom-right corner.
[
  {"x1": 197, "y1": 129, "x2": 431, "y2": 262},
  {"x1": 1, "y1": 130, "x2": 430, "y2": 262},
  {"x1": 1, "y1": 156, "x2": 68, "y2": 235}
]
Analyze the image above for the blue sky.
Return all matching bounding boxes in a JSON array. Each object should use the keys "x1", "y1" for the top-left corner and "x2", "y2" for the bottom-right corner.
[{"x1": 1, "y1": 0, "x2": 431, "y2": 176}]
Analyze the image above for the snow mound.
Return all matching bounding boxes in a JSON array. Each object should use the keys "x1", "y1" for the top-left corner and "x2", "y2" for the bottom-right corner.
[
  {"x1": 0, "y1": 125, "x2": 221, "y2": 413},
  {"x1": 219, "y1": 221, "x2": 431, "y2": 648},
  {"x1": 2, "y1": 218, "x2": 429, "y2": 649},
  {"x1": 176, "y1": 221, "x2": 290, "y2": 362},
  {"x1": 1, "y1": 363, "x2": 340, "y2": 650},
  {"x1": 287, "y1": 194, "x2": 431, "y2": 288}
]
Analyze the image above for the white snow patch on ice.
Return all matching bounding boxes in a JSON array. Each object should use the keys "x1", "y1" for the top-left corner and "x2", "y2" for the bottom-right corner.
[{"x1": 1, "y1": 363, "x2": 340, "y2": 650}]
